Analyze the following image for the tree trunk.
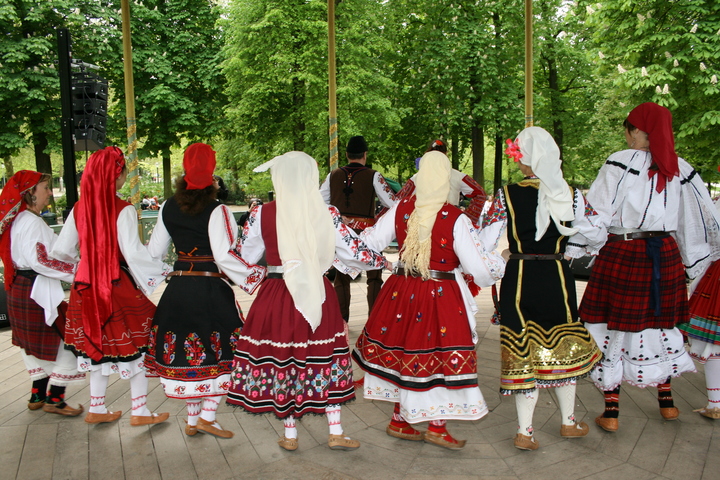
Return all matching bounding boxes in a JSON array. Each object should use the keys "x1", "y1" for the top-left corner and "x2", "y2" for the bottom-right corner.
[
  {"x1": 3, "y1": 157, "x2": 14, "y2": 182},
  {"x1": 450, "y1": 138, "x2": 460, "y2": 170},
  {"x1": 32, "y1": 131, "x2": 52, "y2": 176},
  {"x1": 494, "y1": 132, "x2": 503, "y2": 194},
  {"x1": 163, "y1": 148, "x2": 173, "y2": 199},
  {"x1": 471, "y1": 124, "x2": 484, "y2": 186}
]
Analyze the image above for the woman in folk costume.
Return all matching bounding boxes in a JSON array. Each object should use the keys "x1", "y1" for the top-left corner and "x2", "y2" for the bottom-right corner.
[
  {"x1": 352, "y1": 150, "x2": 505, "y2": 450},
  {"x1": 683, "y1": 196, "x2": 720, "y2": 420},
  {"x1": 144, "y1": 143, "x2": 265, "y2": 439},
  {"x1": 569, "y1": 102, "x2": 720, "y2": 432},
  {"x1": 227, "y1": 151, "x2": 388, "y2": 451},
  {"x1": 480, "y1": 127, "x2": 603, "y2": 450},
  {"x1": 52, "y1": 146, "x2": 170, "y2": 426},
  {"x1": 0, "y1": 171, "x2": 84, "y2": 416}
]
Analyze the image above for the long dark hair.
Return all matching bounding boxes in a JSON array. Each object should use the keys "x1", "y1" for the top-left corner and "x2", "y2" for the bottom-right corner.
[{"x1": 173, "y1": 174, "x2": 217, "y2": 216}]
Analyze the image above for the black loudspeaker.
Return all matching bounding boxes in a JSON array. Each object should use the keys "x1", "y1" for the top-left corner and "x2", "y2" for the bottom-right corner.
[{"x1": 71, "y1": 72, "x2": 108, "y2": 152}]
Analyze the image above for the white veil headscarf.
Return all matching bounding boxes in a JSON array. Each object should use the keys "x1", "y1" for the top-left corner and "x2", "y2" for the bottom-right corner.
[
  {"x1": 253, "y1": 152, "x2": 335, "y2": 331},
  {"x1": 515, "y1": 126, "x2": 577, "y2": 241},
  {"x1": 401, "y1": 151, "x2": 451, "y2": 279}
]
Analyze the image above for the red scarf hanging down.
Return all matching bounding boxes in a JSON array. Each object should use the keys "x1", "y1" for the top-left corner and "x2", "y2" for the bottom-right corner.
[
  {"x1": 0, "y1": 171, "x2": 44, "y2": 290},
  {"x1": 73, "y1": 146, "x2": 126, "y2": 361},
  {"x1": 627, "y1": 102, "x2": 679, "y2": 193}
]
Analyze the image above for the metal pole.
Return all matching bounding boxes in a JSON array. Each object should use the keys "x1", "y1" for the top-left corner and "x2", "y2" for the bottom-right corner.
[
  {"x1": 524, "y1": 0, "x2": 533, "y2": 128},
  {"x1": 328, "y1": 0, "x2": 339, "y2": 171},
  {"x1": 121, "y1": 0, "x2": 140, "y2": 209},
  {"x1": 57, "y1": 28, "x2": 78, "y2": 216}
]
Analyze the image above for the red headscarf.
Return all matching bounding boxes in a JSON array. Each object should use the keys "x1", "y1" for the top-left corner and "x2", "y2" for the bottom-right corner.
[
  {"x1": 184, "y1": 143, "x2": 216, "y2": 190},
  {"x1": 73, "y1": 146, "x2": 126, "y2": 361},
  {"x1": 0, "y1": 170, "x2": 44, "y2": 290},
  {"x1": 627, "y1": 102, "x2": 679, "y2": 193}
]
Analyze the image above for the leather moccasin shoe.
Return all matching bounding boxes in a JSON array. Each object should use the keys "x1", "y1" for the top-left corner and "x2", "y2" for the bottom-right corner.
[
  {"x1": 184, "y1": 420, "x2": 198, "y2": 436},
  {"x1": 196, "y1": 418, "x2": 234, "y2": 439},
  {"x1": 28, "y1": 400, "x2": 46, "y2": 411},
  {"x1": 595, "y1": 415, "x2": 618, "y2": 432},
  {"x1": 560, "y1": 421, "x2": 589, "y2": 437},
  {"x1": 43, "y1": 403, "x2": 84, "y2": 417},
  {"x1": 85, "y1": 410, "x2": 122, "y2": 424},
  {"x1": 514, "y1": 433, "x2": 539, "y2": 451},
  {"x1": 694, "y1": 407, "x2": 720, "y2": 419},
  {"x1": 386, "y1": 423, "x2": 424, "y2": 441},
  {"x1": 328, "y1": 434, "x2": 360, "y2": 450},
  {"x1": 278, "y1": 436, "x2": 298, "y2": 451},
  {"x1": 130, "y1": 412, "x2": 170, "y2": 426},
  {"x1": 660, "y1": 407, "x2": 679, "y2": 420},
  {"x1": 423, "y1": 430, "x2": 466, "y2": 450}
]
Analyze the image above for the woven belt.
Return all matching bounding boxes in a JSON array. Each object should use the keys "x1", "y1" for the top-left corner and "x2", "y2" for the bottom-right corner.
[
  {"x1": 508, "y1": 254, "x2": 563, "y2": 260},
  {"x1": 15, "y1": 269, "x2": 39, "y2": 278},
  {"x1": 177, "y1": 254, "x2": 215, "y2": 263},
  {"x1": 395, "y1": 267, "x2": 455, "y2": 280},
  {"x1": 166, "y1": 270, "x2": 227, "y2": 280},
  {"x1": 267, "y1": 273, "x2": 283, "y2": 279},
  {"x1": 607, "y1": 231, "x2": 670, "y2": 242}
]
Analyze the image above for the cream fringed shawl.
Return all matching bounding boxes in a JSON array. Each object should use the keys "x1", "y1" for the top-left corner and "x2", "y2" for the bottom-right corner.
[
  {"x1": 401, "y1": 151, "x2": 451, "y2": 279},
  {"x1": 253, "y1": 152, "x2": 335, "y2": 331}
]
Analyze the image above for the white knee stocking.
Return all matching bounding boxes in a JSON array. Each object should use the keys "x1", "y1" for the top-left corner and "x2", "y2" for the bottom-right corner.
[
  {"x1": 199, "y1": 395, "x2": 222, "y2": 423},
  {"x1": 515, "y1": 390, "x2": 539, "y2": 436},
  {"x1": 326, "y1": 405, "x2": 343, "y2": 435},
  {"x1": 283, "y1": 416, "x2": 297, "y2": 439},
  {"x1": 555, "y1": 383, "x2": 577, "y2": 426},
  {"x1": 186, "y1": 400, "x2": 202, "y2": 426},
  {"x1": 89, "y1": 369, "x2": 110, "y2": 414},
  {"x1": 129, "y1": 371, "x2": 151, "y2": 417},
  {"x1": 704, "y1": 357, "x2": 720, "y2": 409}
]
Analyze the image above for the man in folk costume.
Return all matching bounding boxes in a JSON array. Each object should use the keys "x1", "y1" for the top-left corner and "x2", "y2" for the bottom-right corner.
[
  {"x1": 569, "y1": 102, "x2": 720, "y2": 431},
  {"x1": 228, "y1": 151, "x2": 389, "y2": 451},
  {"x1": 52, "y1": 147, "x2": 170, "y2": 425},
  {"x1": 480, "y1": 127, "x2": 603, "y2": 450},
  {"x1": 320, "y1": 136, "x2": 397, "y2": 320},
  {"x1": 1, "y1": 171, "x2": 85, "y2": 415},
  {"x1": 353, "y1": 151, "x2": 505, "y2": 450},
  {"x1": 145, "y1": 143, "x2": 265, "y2": 439}
]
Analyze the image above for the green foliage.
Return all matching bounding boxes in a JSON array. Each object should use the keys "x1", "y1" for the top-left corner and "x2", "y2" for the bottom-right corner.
[{"x1": 584, "y1": 0, "x2": 720, "y2": 180}]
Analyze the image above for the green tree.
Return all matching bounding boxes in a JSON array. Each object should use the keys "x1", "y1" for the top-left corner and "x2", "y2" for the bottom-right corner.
[
  {"x1": 584, "y1": 0, "x2": 720, "y2": 180},
  {"x1": 105, "y1": 0, "x2": 227, "y2": 198}
]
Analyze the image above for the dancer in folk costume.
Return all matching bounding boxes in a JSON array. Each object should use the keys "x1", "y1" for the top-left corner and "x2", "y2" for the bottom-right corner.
[
  {"x1": 227, "y1": 151, "x2": 389, "y2": 451},
  {"x1": 681, "y1": 196, "x2": 720, "y2": 420},
  {"x1": 393, "y1": 139, "x2": 486, "y2": 225},
  {"x1": 52, "y1": 147, "x2": 170, "y2": 426},
  {"x1": 569, "y1": 102, "x2": 720, "y2": 432},
  {"x1": 1, "y1": 171, "x2": 84, "y2": 415},
  {"x1": 144, "y1": 143, "x2": 265, "y2": 439},
  {"x1": 352, "y1": 151, "x2": 505, "y2": 450},
  {"x1": 480, "y1": 127, "x2": 603, "y2": 450}
]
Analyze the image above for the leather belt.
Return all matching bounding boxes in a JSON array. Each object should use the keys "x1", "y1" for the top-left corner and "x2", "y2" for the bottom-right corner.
[
  {"x1": 395, "y1": 267, "x2": 455, "y2": 280},
  {"x1": 607, "y1": 231, "x2": 669, "y2": 242},
  {"x1": 267, "y1": 273, "x2": 283, "y2": 279},
  {"x1": 166, "y1": 270, "x2": 227, "y2": 280},
  {"x1": 177, "y1": 254, "x2": 214, "y2": 262},
  {"x1": 15, "y1": 269, "x2": 39, "y2": 278},
  {"x1": 508, "y1": 254, "x2": 563, "y2": 260}
]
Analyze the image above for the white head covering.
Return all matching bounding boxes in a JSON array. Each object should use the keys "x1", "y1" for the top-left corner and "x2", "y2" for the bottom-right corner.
[
  {"x1": 401, "y1": 151, "x2": 451, "y2": 279},
  {"x1": 515, "y1": 126, "x2": 577, "y2": 241},
  {"x1": 253, "y1": 152, "x2": 335, "y2": 331}
]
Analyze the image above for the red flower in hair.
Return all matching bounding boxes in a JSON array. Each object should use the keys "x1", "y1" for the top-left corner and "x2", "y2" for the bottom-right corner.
[{"x1": 504, "y1": 138, "x2": 523, "y2": 162}]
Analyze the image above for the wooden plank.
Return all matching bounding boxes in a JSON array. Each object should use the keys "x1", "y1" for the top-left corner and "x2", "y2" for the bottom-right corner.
[
  {"x1": 88, "y1": 423, "x2": 124, "y2": 480},
  {"x1": 152, "y1": 418, "x2": 199, "y2": 480},
  {"x1": 16, "y1": 423, "x2": 58, "y2": 480},
  {"x1": 53, "y1": 420, "x2": 90, "y2": 480},
  {"x1": 118, "y1": 418, "x2": 162, "y2": 480},
  {"x1": 0, "y1": 425, "x2": 27, "y2": 480}
]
